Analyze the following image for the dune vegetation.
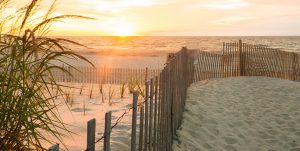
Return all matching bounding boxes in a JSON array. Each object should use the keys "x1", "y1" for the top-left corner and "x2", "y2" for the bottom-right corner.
[{"x1": 0, "y1": 0, "x2": 93, "y2": 150}]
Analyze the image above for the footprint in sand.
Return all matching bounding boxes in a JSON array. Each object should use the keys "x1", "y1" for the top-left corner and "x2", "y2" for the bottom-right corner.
[
  {"x1": 224, "y1": 145, "x2": 238, "y2": 151},
  {"x1": 289, "y1": 140, "x2": 298, "y2": 148},
  {"x1": 224, "y1": 136, "x2": 237, "y2": 144},
  {"x1": 202, "y1": 143, "x2": 213, "y2": 149},
  {"x1": 265, "y1": 139, "x2": 280, "y2": 145},
  {"x1": 275, "y1": 119, "x2": 285, "y2": 125},
  {"x1": 205, "y1": 119, "x2": 218, "y2": 125},
  {"x1": 267, "y1": 129, "x2": 279, "y2": 136},
  {"x1": 209, "y1": 128, "x2": 219, "y2": 136},
  {"x1": 285, "y1": 127, "x2": 297, "y2": 132},
  {"x1": 245, "y1": 119, "x2": 255, "y2": 126},
  {"x1": 237, "y1": 134, "x2": 245, "y2": 139},
  {"x1": 290, "y1": 148, "x2": 300, "y2": 151},
  {"x1": 188, "y1": 101, "x2": 198, "y2": 105},
  {"x1": 258, "y1": 131, "x2": 273, "y2": 139},
  {"x1": 281, "y1": 113, "x2": 290, "y2": 118}
]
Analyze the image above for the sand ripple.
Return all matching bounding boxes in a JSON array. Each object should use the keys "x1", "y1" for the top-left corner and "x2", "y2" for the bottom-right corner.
[{"x1": 173, "y1": 77, "x2": 300, "y2": 151}]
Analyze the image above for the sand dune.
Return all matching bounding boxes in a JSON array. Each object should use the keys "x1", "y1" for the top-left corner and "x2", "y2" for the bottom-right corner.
[
  {"x1": 173, "y1": 77, "x2": 300, "y2": 151},
  {"x1": 43, "y1": 83, "x2": 135, "y2": 150}
]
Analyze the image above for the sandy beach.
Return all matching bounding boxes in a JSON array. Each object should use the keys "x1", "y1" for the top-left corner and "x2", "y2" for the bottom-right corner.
[
  {"x1": 42, "y1": 83, "x2": 136, "y2": 150},
  {"x1": 173, "y1": 77, "x2": 300, "y2": 151},
  {"x1": 2, "y1": 0, "x2": 300, "y2": 150}
]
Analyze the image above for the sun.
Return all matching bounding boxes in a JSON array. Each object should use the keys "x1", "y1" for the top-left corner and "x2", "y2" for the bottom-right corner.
[{"x1": 113, "y1": 24, "x2": 135, "y2": 36}]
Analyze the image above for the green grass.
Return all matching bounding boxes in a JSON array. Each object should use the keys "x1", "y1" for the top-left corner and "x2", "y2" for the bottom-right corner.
[{"x1": 0, "y1": 0, "x2": 94, "y2": 150}]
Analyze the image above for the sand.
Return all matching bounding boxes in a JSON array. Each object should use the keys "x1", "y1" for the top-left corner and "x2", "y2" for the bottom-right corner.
[
  {"x1": 43, "y1": 83, "x2": 138, "y2": 151},
  {"x1": 173, "y1": 77, "x2": 300, "y2": 151}
]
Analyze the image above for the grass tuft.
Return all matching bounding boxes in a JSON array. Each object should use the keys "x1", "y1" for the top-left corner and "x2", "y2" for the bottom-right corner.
[
  {"x1": 108, "y1": 85, "x2": 115, "y2": 106},
  {"x1": 120, "y1": 82, "x2": 126, "y2": 98},
  {"x1": 127, "y1": 78, "x2": 137, "y2": 94},
  {"x1": 0, "y1": 0, "x2": 94, "y2": 150},
  {"x1": 136, "y1": 81, "x2": 145, "y2": 98}
]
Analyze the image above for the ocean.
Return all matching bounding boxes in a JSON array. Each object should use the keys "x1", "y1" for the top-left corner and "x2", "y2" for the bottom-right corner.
[{"x1": 57, "y1": 36, "x2": 300, "y2": 69}]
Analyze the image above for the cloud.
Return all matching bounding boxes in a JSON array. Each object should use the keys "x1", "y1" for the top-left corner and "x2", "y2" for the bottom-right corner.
[
  {"x1": 12, "y1": 0, "x2": 300, "y2": 36},
  {"x1": 60, "y1": 0, "x2": 156, "y2": 13},
  {"x1": 215, "y1": 16, "x2": 254, "y2": 24},
  {"x1": 196, "y1": 0, "x2": 250, "y2": 10},
  {"x1": 247, "y1": 0, "x2": 300, "y2": 5}
]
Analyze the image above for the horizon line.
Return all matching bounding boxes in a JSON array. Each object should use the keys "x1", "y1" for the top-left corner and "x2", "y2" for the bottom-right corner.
[{"x1": 49, "y1": 35, "x2": 300, "y2": 37}]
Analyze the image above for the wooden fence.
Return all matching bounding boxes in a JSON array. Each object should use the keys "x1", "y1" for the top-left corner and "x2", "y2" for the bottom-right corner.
[
  {"x1": 48, "y1": 40, "x2": 300, "y2": 151},
  {"x1": 51, "y1": 67, "x2": 161, "y2": 84},
  {"x1": 132, "y1": 47, "x2": 194, "y2": 151},
  {"x1": 48, "y1": 47, "x2": 194, "y2": 151},
  {"x1": 194, "y1": 40, "x2": 300, "y2": 82}
]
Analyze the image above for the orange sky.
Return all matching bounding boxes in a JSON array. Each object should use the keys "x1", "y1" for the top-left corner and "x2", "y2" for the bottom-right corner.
[{"x1": 8, "y1": 0, "x2": 300, "y2": 36}]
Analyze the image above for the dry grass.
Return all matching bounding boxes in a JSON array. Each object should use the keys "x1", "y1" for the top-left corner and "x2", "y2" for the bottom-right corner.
[
  {"x1": 79, "y1": 84, "x2": 84, "y2": 95},
  {"x1": 89, "y1": 85, "x2": 93, "y2": 99},
  {"x1": 99, "y1": 83, "x2": 103, "y2": 94},
  {"x1": 108, "y1": 85, "x2": 115, "y2": 106},
  {"x1": 120, "y1": 82, "x2": 126, "y2": 98},
  {"x1": 0, "y1": 0, "x2": 94, "y2": 150},
  {"x1": 127, "y1": 78, "x2": 137, "y2": 93},
  {"x1": 136, "y1": 81, "x2": 145, "y2": 98}
]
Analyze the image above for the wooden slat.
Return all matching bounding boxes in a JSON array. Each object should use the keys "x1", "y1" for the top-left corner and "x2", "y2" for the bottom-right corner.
[
  {"x1": 139, "y1": 106, "x2": 144, "y2": 151},
  {"x1": 149, "y1": 79, "x2": 154, "y2": 151},
  {"x1": 103, "y1": 112, "x2": 111, "y2": 151},
  {"x1": 144, "y1": 81, "x2": 149, "y2": 151},
  {"x1": 87, "y1": 118, "x2": 96, "y2": 151},
  {"x1": 131, "y1": 92, "x2": 139, "y2": 151}
]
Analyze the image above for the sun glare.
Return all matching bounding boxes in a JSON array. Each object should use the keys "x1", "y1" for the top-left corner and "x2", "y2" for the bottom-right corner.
[{"x1": 113, "y1": 24, "x2": 135, "y2": 36}]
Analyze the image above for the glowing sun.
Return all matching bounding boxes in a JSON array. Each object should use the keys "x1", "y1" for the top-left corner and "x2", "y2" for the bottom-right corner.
[{"x1": 113, "y1": 24, "x2": 135, "y2": 36}]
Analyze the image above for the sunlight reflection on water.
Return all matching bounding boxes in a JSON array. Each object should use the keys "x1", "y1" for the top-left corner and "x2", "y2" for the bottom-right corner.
[{"x1": 56, "y1": 36, "x2": 300, "y2": 69}]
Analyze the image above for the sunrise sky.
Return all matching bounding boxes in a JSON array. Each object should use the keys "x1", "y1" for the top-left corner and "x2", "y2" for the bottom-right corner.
[{"x1": 10, "y1": 0, "x2": 300, "y2": 36}]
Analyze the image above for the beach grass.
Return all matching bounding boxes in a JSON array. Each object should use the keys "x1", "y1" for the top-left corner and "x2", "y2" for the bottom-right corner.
[
  {"x1": 120, "y1": 82, "x2": 126, "y2": 98},
  {"x1": 0, "y1": 0, "x2": 93, "y2": 150},
  {"x1": 108, "y1": 85, "x2": 115, "y2": 106},
  {"x1": 127, "y1": 78, "x2": 137, "y2": 94}
]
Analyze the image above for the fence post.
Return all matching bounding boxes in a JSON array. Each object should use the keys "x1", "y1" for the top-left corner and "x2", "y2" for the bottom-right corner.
[
  {"x1": 158, "y1": 72, "x2": 163, "y2": 151},
  {"x1": 144, "y1": 81, "x2": 149, "y2": 151},
  {"x1": 296, "y1": 53, "x2": 298, "y2": 81},
  {"x1": 238, "y1": 40, "x2": 244, "y2": 76},
  {"x1": 104, "y1": 66, "x2": 107, "y2": 84},
  {"x1": 145, "y1": 67, "x2": 149, "y2": 82},
  {"x1": 139, "y1": 106, "x2": 144, "y2": 151},
  {"x1": 48, "y1": 144, "x2": 59, "y2": 151},
  {"x1": 68, "y1": 66, "x2": 71, "y2": 82},
  {"x1": 131, "y1": 92, "x2": 139, "y2": 151},
  {"x1": 104, "y1": 111, "x2": 112, "y2": 151},
  {"x1": 87, "y1": 118, "x2": 96, "y2": 151},
  {"x1": 149, "y1": 78, "x2": 154, "y2": 151},
  {"x1": 62, "y1": 64, "x2": 65, "y2": 82},
  {"x1": 153, "y1": 76, "x2": 158, "y2": 151},
  {"x1": 292, "y1": 53, "x2": 297, "y2": 81}
]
